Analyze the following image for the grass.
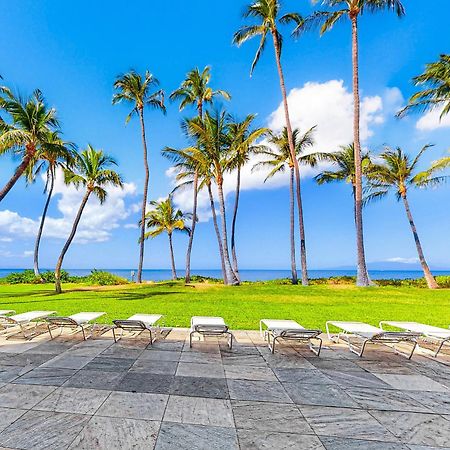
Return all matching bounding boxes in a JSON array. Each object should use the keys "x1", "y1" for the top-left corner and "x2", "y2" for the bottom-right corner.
[{"x1": 1, "y1": 281, "x2": 449, "y2": 330}]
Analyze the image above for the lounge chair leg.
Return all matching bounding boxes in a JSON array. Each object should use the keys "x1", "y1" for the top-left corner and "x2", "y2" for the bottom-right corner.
[
  {"x1": 408, "y1": 340, "x2": 418, "y2": 360},
  {"x1": 48, "y1": 324, "x2": 53, "y2": 340},
  {"x1": 189, "y1": 331, "x2": 194, "y2": 348},
  {"x1": 310, "y1": 337, "x2": 322, "y2": 356},
  {"x1": 227, "y1": 332, "x2": 233, "y2": 349},
  {"x1": 81, "y1": 326, "x2": 87, "y2": 341},
  {"x1": 112, "y1": 327, "x2": 119, "y2": 343},
  {"x1": 149, "y1": 329, "x2": 153, "y2": 345},
  {"x1": 434, "y1": 340, "x2": 445, "y2": 358}
]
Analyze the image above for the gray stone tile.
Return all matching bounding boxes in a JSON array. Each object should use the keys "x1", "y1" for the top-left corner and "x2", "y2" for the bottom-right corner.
[
  {"x1": 152, "y1": 340, "x2": 184, "y2": 352},
  {"x1": 40, "y1": 354, "x2": 93, "y2": 370},
  {"x1": 0, "y1": 353, "x2": 54, "y2": 368},
  {"x1": 176, "y1": 362, "x2": 224, "y2": 379},
  {"x1": 262, "y1": 354, "x2": 316, "y2": 369},
  {"x1": 407, "y1": 446, "x2": 450, "y2": 450},
  {"x1": 222, "y1": 354, "x2": 267, "y2": 367},
  {"x1": 0, "y1": 408, "x2": 27, "y2": 433},
  {"x1": 322, "y1": 370, "x2": 392, "y2": 389},
  {"x1": 373, "y1": 374, "x2": 448, "y2": 392},
  {"x1": 274, "y1": 368, "x2": 333, "y2": 384},
  {"x1": 164, "y1": 395, "x2": 234, "y2": 427},
  {"x1": 155, "y1": 422, "x2": 238, "y2": 450},
  {"x1": 300, "y1": 406, "x2": 396, "y2": 441},
  {"x1": 33, "y1": 387, "x2": 110, "y2": 414},
  {"x1": 69, "y1": 415, "x2": 160, "y2": 449},
  {"x1": 83, "y1": 356, "x2": 135, "y2": 372},
  {"x1": 231, "y1": 400, "x2": 313, "y2": 434},
  {"x1": 224, "y1": 365, "x2": 277, "y2": 381},
  {"x1": 170, "y1": 376, "x2": 229, "y2": 399},
  {"x1": 356, "y1": 360, "x2": 417, "y2": 375},
  {"x1": 237, "y1": 429, "x2": 325, "y2": 449},
  {"x1": 117, "y1": 372, "x2": 173, "y2": 394},
  {"x1": 0, "y1": 365, "x2": 30, "y2": 383},
  {"x1": 99, "y1": 346, "x2": 144, "y2": 359},
  {"x1": 371, "y1": 410, "x2": 450, "y2": 447},
  {"x1": 284, "y1": 382, "x2": 358, "y2": 407},
  {"x1": 13, "y1": 367, "x2": 76, "y2": 386},
  {"x1": 0, "y1": 410, "x2": 90, "y2": 450},
  {"x1": 131, "y1": 359, "x2": 178, "y2": 375},
  {"x1": 96, "y1": 391, "x2": 168, "y2": 420},
  {"x1": 228, "y1": 380, "x2": 292, "y2": 403},
  {"x1": 308, "y1": 358, "x2": 367, "y2": 373},
  {"x1": 346, "y1": 387, "x2": 432, "y2": 412},
  {"x1": 320, "y1": 436, "x2": 409, "y2": 449},
  {"x1": 179, "y1": 352, "x2": 222, "y2": 364},
  {"x1": 64, "y1": 369, "x2": 126, "y2": 390},
  {"x1": 0, "y1": 384, "x2": 55, "y2": 409},
  {"x1": 27, "y1": 342, "x2": 75, "y2": 355},
  {"x1": 138, "y1": 350, "x2": 181, "y2": 362}
]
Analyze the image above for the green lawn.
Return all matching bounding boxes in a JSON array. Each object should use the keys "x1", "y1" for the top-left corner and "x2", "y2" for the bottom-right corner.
[{"x1": 0, "y1": 282, "x2": 449, "y2": 330}]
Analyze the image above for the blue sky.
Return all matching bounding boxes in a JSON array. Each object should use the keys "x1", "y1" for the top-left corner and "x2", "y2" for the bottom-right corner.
[{"x1": 0, "y1": 0, "x2": 449, "y2": 271}]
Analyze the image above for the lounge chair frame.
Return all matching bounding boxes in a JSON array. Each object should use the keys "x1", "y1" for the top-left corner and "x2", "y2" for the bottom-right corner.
[
  {"x1": 46, "y1": 317, "x2": 95, "y2": 341},
  {"x1": 379, "y1": 321, "x2": 450, "y2": 358},
  {"x1": 266, "y1": 329, "x2": 323, "y2": 355},
  {"x1": 112, "y1": 316, "x2": 162, "y2": 344},
  {"x1": 326, "y1": 321, "x2": 420, "y2": 359},
  {"x1": 190, "y1": 318, "x2": 233, "y2": 349},
  {"x1": 0, "y1": 311, "x2": 56, "y2": 339}
]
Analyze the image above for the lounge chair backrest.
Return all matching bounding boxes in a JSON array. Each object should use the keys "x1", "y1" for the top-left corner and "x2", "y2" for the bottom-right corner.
[
  {"x1": 113, "y1": 319, "x2": 147, "y2": 331},
  {"x1": 374, "y1": 331, "x2": 421, "y2": 340},
  {"x1": 46, "y1": 317, "x2": 79, "y2": 327},
  {"x1": 194, "y1": 324, "x2": 229, "y2": 334},
  {"x1": 280, "y1": 329, "x2": 322, "y2": 339}
]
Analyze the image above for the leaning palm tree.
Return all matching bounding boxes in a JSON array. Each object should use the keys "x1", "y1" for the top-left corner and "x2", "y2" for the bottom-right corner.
[
  {"x1": 233, "y1": 0, "x2": 310, "y2": 285},
  {"x1": 365, "y1": 145, "x2": 447, "y2": 289},
  {"x1": 227, "y1": 115, "x2": 268, "y2": 280},
  {"x1": 0, "y1": 88, "x2": 60, "y2": 202},
  {"x1": 398, "y1": 54, "x2": 450, "y2": 119},
  {"x1": 296, "y1": 0, "x2": 405, "y2": 286},
  {"x1": 169, "y1": 67, "x2": 230, "y2": 283},
  {"x1": 254, "y1": 127, "x2": 318, "y2": 285},
  {"x1": 54, "y1": 146, "x2": 123, "y2": 293},
  {"x1": 26, "y1": 132, "x2": 76, "y2": 278},
  {"x1": 112, "y1": 70, "x2": 165, "y2": 284},
  {"x1": 143, "y1": 196, "x2": 191, "y2": 281}
]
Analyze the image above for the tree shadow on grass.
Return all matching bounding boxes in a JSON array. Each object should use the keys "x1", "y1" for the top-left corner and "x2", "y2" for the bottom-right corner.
[{"x1": 113, "y1": 291, "x2": 185, "y2": 301}]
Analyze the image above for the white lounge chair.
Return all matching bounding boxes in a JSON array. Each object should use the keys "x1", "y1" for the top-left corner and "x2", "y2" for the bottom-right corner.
[
  {"x1": 0, "y1": 310, "x2": 15, "y2": 316},
  {"x1": 190, "y1": 316, "x2": 233, "y2": 349},
  {"x1": 112, "y1": 314, "x2": 163, "y2": 344},
  {"x1": 0, "y1": 311, "x2": 56, "y2": 339},
  {"x1": 260, "y1": 319, "x2": 322, "y2": 355},
  {"x1": 379, "y1": 321, "x2": 450, "y2": 357},
  {"x1": 46, "y1": 312, "x2": 106, "y2": 340},
  {"x1": 326, "y1": 321, "x2": 421, "y2": 359}
]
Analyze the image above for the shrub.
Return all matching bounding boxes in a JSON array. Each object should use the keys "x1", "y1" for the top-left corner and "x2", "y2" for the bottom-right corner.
[
  {"x1": 85, "y1": 270, "x2": 128, "y2": 286},
  {"x1": 0, "y1": 269, "x2": 71, "y2": 284}
]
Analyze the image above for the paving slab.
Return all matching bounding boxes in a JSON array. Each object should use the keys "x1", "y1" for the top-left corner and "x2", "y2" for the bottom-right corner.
[
  {"x1": 12, "y1": 367, "x2": 76, "y2": 386},
  {"x1": 176, "y1": 362, "x2": 224, "y2": 379},
  {"x1": 322, "y1": 370, "x2": 393, "y2": 389},
  {"x1": 0, "y1": 384, "x2": 55, "y2": 409},
  {"x1": 170, "y1": 376, "x2": 229, "y2": 399},
  {"x1": 83, "y1": 356, "x2": 135, "y2": 372},
  {"x1": 40, "y1": 354, "x2": 93, "y2": 370},
  {"x1": 117, "y1": 372, "x2": 174, "y2": 394},
  {"x1": 63, "y1": 369, "x2": 126, "y2": 390},
  {"x1": 96, "y1": 391, "x2": 168, "y2": 420},
  {"x1": 319, "y1": 436, "x2": 409, "y2": 449},
  {"x1": 131, "y1": 359, "x2": 178, "y2": 375},
  {"x1": 0, "y1": 407, "x2": 27, "y2": 433},
  {"x1": 405, "y1": 390, "x2": 450, "y2": 414},
  {"x1": 138, "y1": 349, "x2": 181, "y2": 361},
  {"x1": 274, "y1": 368, "x2": 333, "y2": 384},
  {"x1": 228, "y1": 379, "x2": 292, "y2": 403},
  {"x1": 373, "y1": 374, "x2": 449, "y2": 392},
  {"x1": 237, "y1": 429, "x2": 325, "y2": 449},
  {"x1": 224, "y1": 365, "x2": 277, "y2": 381},
  {"x1": 0, "y1": 365, "x2": 30, "y2": 383}
]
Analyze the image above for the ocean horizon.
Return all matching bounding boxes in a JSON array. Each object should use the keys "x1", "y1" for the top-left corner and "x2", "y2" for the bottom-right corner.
[{"x1": 1, "y1": 268, "x2": 450, "y2": 282}]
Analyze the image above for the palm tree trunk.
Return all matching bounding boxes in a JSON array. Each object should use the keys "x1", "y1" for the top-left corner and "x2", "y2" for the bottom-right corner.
[
  {"x1": 0, "y1": 153, "x2": 33, "y2": 203},
  {"x1": 55, "y1": 190, "x2": 91, "y2": 293},
  {"x1": 401, "y1": 194, "x2": 438, "y2": 289},
  {"x1": 34, "y1": 167, "x2": 55, "y2": 278},
  {"x1": 351, "y1": 15, "x2": 371, "y2": 287},
  {"x1": 272, "y1": 30, "x2": 308, "y2": 286},
  {"x1": 289, "y1": 167, "x2": 298, "y2": 285},
  {"x1": 217, "y1": 180, "x2": 239, "y2": 285},
  {"x1": 185, "y1": 171, "x2": 198, "y2": 284},
  {"x1": 137, "y1": 108, "x2": 150, "y2": 284},
  {"x1": 168, "y1": 233, "x2": 177, "y2": 280},
  {"x1": 230, "y1": 167, "x2": 241, "y2": 282},
  {"x1": 207, "y1": 182, "x2": 228, "y2": 285}
]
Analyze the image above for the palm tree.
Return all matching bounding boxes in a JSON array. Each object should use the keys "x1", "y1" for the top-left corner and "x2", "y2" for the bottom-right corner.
[
  {"x1": 254, "y1": 127, "x2": 318, "y2": 284},
  {"x1": 112, "y1": 70, "x2": 165, "y2": 284},
  {"x1": 398, "y1": 54, "x2": 450, "y2": 119},
  {"x1": 185, "y1": 110, "x2": 239, "y2": 285},
  {"x1": 143, "y1": 196, "x2": 191, "y2": 280},
  {"x1": 297, "y1": 0, "x2": 405, "y2": 286},
  {"x1": 169, "y1": 67, "x2": 230, "y2": 283},
  {"x1": 227, "y1": 115, "x2": 268, "y2": 280},
  {"x1": 54, "y1": 146, "x2": 123, "y2": 293},
  {"x1": 26, "y1": 132, "x2": 76, "y2": 278},
  {"x1": 365, "y1": 145, "x2": 448, "y2": 289},
  {"x1": 0, "y1": 88, "x2": 60, "y2": 202},
  {"x1": 233, "y1": 0, "x2": 310, "y2": 285}
]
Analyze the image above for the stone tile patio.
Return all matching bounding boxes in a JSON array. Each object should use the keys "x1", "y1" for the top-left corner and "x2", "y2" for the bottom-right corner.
[{"x1": 0, "y1": 328, "x2": 449, "y2": 449}]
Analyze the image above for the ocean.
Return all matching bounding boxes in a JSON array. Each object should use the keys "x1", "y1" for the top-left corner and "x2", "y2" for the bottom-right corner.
[{"x1": 1, "y1": 268, "x2": 449, "y2": 282}]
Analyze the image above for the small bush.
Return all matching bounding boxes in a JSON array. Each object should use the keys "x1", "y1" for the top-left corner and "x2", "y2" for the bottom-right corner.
[
  {"x1": 85, "y1": 270, "x2": 128, "y2": 286},
  {"x1": 0, "y1": 269, "x2": 72, "y2": 284}
]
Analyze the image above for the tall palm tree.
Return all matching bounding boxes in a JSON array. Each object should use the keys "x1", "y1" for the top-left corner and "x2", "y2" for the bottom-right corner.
[
  {"x1": 398, "y1": 54, "x2": 450, "y2": 119},
  {"x1": 54, "y1": 146, "x2": 123, "y2": 293},
  {"x1": 143, "y1": 196, "x2": 191, "y2": 281},
  {"x1": 227, "y1": 115, "x2": 268, "y2": 280},
  {"x1": 112, "y1": 70, "x2": 165, "y2": 284},
  {"x1": 26, "y1": 132, "x2": 76, "y2": 278},
  {"x1": 297, "y1": 0, "x2": 405, "y2": 286},
  {"x1": 233, "y1": 0, "x2": 310, "y2": 285},
  {"x1": 0, "y1": 88, "x2": 60, "y2": 202},
  {"x1": 185, "y1": 110, "x2": 239, "y2": 285},
  {"x1": 254, "y1": 127, "x2": 318, "y2": 284},
  {"x1": 366, "y1": 145, "x2": 447, "y2": 289},
  {"x1": 169, "y1": 67, "x2": 230, "y2": 283}
]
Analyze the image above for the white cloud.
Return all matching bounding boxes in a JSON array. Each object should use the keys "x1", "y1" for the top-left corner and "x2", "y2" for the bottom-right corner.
[
  {"x1": 0, "y1": 249, "x2": 33, "y2": 259},
  {"x1": 385, "y1": 257, "x2": 419, "y2": 264},
  {"x1": 0, "y1": 170, "x2": 138, "y2": 244},
  {"x1": 416, "y1": 106, "x2": 450, "y2": 131},
  {"x1": 170, "y1": 79, "x2": 388, "y2": 221}
]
